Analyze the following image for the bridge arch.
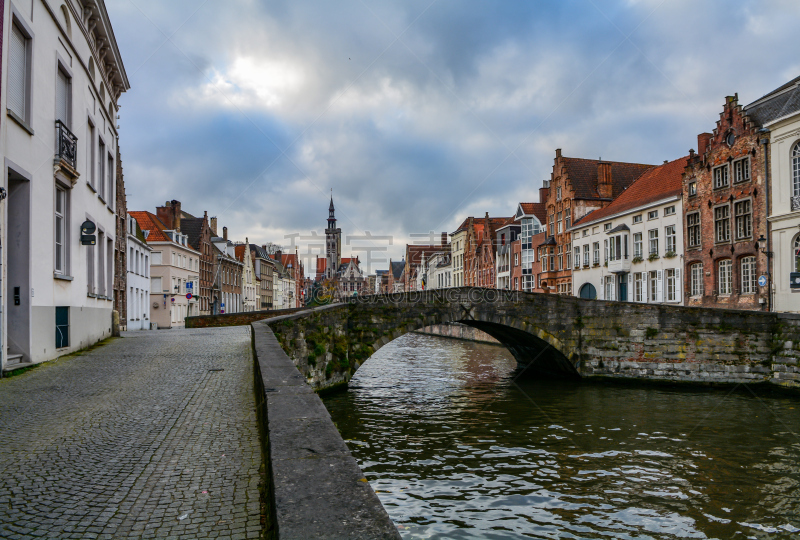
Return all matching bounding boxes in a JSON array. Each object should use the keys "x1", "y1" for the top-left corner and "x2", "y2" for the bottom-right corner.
[{"x1": 356, "y1": 306, "x2": 581, "y2": 380}]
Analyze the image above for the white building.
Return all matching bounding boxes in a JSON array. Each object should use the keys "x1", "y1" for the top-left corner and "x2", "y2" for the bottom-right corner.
[
  {"x1": 426, "y1": 251, "x2": 452, "y2": 290},
  {"x1": 495, "y1": 218, "x2": 520, "y2": 290},
  {"x1": 747, "y1": 77, "x2": 800, "y2": 312},
  {"x1": 125, "y1": 213, "x2": 151, "y2": 330},
  {"x1": 514, "y1": 203, "x2": 546, "y2": 291},
  {"x1": 570, "y1": 157, "x2": 688, "y2": 305},
  {"x1": 1, "y1": 0, "x2": 129, "y2": 369},
  {"x1": 237, "y1": 241, "x2": 257, "y2": 312}
]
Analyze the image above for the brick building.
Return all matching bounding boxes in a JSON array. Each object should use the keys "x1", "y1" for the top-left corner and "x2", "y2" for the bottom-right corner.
[
  {"x1": 539, "y1": 149, "x2": 653, "y2": 294},
  {"x1": 682, "y1": 95, "x2": 769, "y2": 310},
  {"x1": 180, "y1": 212, "x2": 213, "y2": 315},
  {"x1": 113, "y1": 146, "x2": 127, "y2": 326}
]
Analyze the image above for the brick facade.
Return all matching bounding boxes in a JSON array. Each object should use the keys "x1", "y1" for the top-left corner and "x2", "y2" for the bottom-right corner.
[
  {"x1": 682, "y1": 95, "x2": 769, "y2": 310},
  {"x1": 113, "y1": 146, "x2": 127, "y2": 322}
]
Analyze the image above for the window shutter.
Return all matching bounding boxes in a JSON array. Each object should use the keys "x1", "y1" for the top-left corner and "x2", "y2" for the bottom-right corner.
[
  {"x1": 8, "y1": 24, "x2": 27, "y2": 119},
  {"x1": 675, "y1": 268, "x2": 681, "y2": 302},
  {"x1": 56, "y1": 70, "x2": 69, "y2": 125},
  {"x1": 657, "y1": 270, "x2": 663, "y2": 303}
]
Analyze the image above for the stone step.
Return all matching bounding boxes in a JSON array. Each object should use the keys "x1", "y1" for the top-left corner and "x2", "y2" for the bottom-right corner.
[{"x1": 3, "y1": 355, "x2": 32, "y2": 373}]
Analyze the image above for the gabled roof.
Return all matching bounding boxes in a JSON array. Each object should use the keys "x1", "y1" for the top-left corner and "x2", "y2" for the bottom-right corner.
[
  {"x1": 745, "y1": 75, "x2": 800, "y2": 126},
  {"x1": 496, "y1": 216, "x2": 520, "y2": 231},
  {"x1": 181, "y1": 217, "x2": 205, "y2": 251},
  {"x1": 234, "y1": 244, "x2": 246, "y2": 262},
  {"x1": 516, "y1": 202, "x2": 547, "y2": 224},
  {"x1": 130, "y1": 211, "x2": 170, "y2": 242},
  {"x1": 341, "y1": 257, "x2": 359, "y2": 266},
  {"x1": 451, "y1": 217, "x2": 473, "y2": 235},
  {"x1": 281, "y1": 254, "x2": 300, "y2": 270},
  {"x1": 572, "y1": 156, "x2": 689, "y2": 227},
  {"x1": 562, "y1": 157, "x2": 654, "y2": 200},
  {"x1": 391, "y1": 260, "x2": 405, "y2": 279}
]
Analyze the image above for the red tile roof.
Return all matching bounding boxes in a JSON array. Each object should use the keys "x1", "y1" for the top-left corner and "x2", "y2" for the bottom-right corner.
[
  {"x1": 562, "y1": 157, "x2": 654, "y2": 200},
  {"x1": 573, "y1": 156, "x2": 689, "y2": 227},
  {"x1": 519, "y1": 202, "x2": 547, "y2": 223},
  {"x1": 341, "y1": 257, "x2": 359, "y2": 265},
  {"x1": 129, "y1": 211, "x2": 170, "y2": 242}
]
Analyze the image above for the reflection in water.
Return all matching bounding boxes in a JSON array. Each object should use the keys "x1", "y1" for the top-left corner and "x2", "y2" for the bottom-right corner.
[{"x1": 322, "y1": 333, "x2": 800, "y2": 539}]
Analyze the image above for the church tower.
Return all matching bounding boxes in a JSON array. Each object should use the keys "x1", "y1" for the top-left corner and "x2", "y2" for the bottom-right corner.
[{"x1": 325, "y1": 195, "x2": 341, "y2": 279}]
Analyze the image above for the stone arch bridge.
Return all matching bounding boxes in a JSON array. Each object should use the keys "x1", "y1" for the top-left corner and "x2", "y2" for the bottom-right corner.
[{"x1": 249, "y1": 288, "x2": 800, "y2": 392}]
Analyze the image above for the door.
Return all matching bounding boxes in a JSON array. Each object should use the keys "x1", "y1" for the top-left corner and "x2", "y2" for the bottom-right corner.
[
  {"x1": 618, "y1": 274, "x2": 628, "y2": 302},
  {"x1": 56, "y1": 307, "x2": 69, "y2": 349}
]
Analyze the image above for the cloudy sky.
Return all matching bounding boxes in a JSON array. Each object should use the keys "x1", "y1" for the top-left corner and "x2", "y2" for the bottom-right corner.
[{"x1": 107, "y1": 0, "x2": 800, "y2": 274}]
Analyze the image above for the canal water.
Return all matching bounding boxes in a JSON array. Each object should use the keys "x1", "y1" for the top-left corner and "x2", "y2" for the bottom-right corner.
[{"x1": 322, "y1": 333, "x2": 800, "y2": 539}]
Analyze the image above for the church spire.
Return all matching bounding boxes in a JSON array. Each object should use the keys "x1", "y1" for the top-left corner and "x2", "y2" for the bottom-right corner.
[{"x1": 328, "y1": 190, "x2": 336, "y2": 228}]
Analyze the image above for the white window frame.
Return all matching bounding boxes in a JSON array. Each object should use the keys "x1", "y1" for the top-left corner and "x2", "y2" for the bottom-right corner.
[
  {"x1": 665, "y1": 225, "x2": 676, "y2": 254},
  {"x1": 55, "y1": 185, "x2": 68, "y2": 274},
  {"x1": 741, "y1": 256, "x2": 757, "y2": 295},
  {"x1": 713, "y1": 165, "x2": 729, "y2": 189},
  {"x1": 734, "y1": 199, "x2": 752, "y2": 241},
  {"x1": 690, "y1": 263, "x2": 703, "y2": 297},
  {"x1": 718, "y1": 259, "x2": 732, "y2": 296},
  {"x1": 733, "y1": 157, "x2": 750, "y2": 184},
  {"x1": 633, "y1": 232, "x2": 642, "y2": 258},
  {"x1": 7, "y1": 11, "x2": 34, "y2": 129}
]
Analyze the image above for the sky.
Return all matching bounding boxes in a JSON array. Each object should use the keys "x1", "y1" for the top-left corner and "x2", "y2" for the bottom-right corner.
[{"x1": 107, "y1": 0, "x2": 800, "y2": 275}]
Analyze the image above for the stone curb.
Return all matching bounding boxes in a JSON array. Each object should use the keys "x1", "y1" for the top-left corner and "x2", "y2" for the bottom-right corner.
[{"x1": 251, "y1": 320, "x2": 401, "y2": 540}]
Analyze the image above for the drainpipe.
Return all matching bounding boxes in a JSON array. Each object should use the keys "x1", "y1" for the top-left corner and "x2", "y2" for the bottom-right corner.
[{"x1": 759, "y1": 128, "x2": 772, "y2": 312}]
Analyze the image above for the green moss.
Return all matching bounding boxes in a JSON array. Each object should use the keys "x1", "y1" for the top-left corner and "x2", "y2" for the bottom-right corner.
[{"x1": 645, "y1": 327, "x2": 658, "y2": 339}]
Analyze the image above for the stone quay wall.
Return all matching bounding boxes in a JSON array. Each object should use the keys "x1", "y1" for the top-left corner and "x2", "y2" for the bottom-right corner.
[
  {"x1": 415, "y1": 322, "x2": 500, "y2": 344},
  {"x1": 185, "y1": 307, "x2": 305, "y2": 329},
  {"x1": 251, "y1": 319, "x2": 401, "y2": 540}
]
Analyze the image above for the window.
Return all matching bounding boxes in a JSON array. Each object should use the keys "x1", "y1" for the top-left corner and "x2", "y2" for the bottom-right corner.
[
  {"x1": 583, "y1": 229, "x2": 588, "y2": 237},
  {"x1": 735, "y1": 200, "x2": 752, "y2": 240},
  {"x1": 514, "y1": 253, "x2": 518, "y2": 266},
  {"x1": 56, "y1": 67, "x2": 71, "y2": 127},
  {"x1": 741, "y1": 256, "x2": 757, "y2": 294},
  {"x1": 634, "y1": 273, "x2": 643, "y2": 302},
  {"x1": 87, "y1": 121, "x2": 96, "y2": 187},
  {"x1": 55, "y1": 187, "x2": 67, "y2": 274},
  {"x1": 649, "y1": 270, "x2": 658, "y2": 302},
  {"x1": 633, "y1": 233, "x2": 642, "y2": 258},
  {"x1": 665, "y1": 225, "x2": 676, "y2": 253},
  {"x1": 556, "y1": 186, "x2": 562, "y2": 201},
  {"x1": 97, "y1": 231, "x2": 105, "y2": 296},
  {"x1": 688, "y1": 181, "x2": 697, "y2": 196},
  {"x1": 605, "y1": 276, "x2": 614, "y2": 301},
  {"x1": 557, "y1": 245, "x2": 562, "y2": 270},
  {"x1": 633, "y1": 214, "x2": 642, "y2": 224},
  {"x1": 690, "y1": 263, "x2": 703, "y2": 297},
  {"x1": 557, "y1": 212, "x2": 562, "y2": 234},
  {"x1": 796, "y1": 235, "x2": 800, "y2": 272},
  {"x1": 648, "y1": 229, "x2": 658, "y2": 255},
  {"x1": 718, "y1": 259, "x2": 732, "y2": 295},
  {"x1": 648, "y1": 210, "x2": 658, "y2": 220},
  {"x1": 107, "y1": 153, "x2": 114, "y2": 208},
  {"x1": 604, "y1": 239, "x2": 608, "y2": 262},
  {"x1": 98, "y1": 139, "x2": 106, "y2": 199},
  {"x1": 666, "y1": 269, "x2": 677, "y2": 302},
  {"x1": 715, "y1": 205, "x2": 730, "y2": 243},
  {"x1": 566, "y1": 212, "x2": 571, "y2": 230},
  {"x1": 593, "y1": 242, "x2": 599, "y2": 265},
  {"x1": 8, "y1": 20, "x2": 32, "y2": 124},
  {"x1": 152, "y1": 251, "x2": 162, "y2": 265},
  {"x1": 549, "y1": 214, "x2": 554, "y2": 236},
  {"x1": 687, "y1": 213, "x2": 701, "y2": 247},
  {"x1": 604, "y1": 223, "x2": 612, "y2": 231},
  {"x1": 713, "y1": 165, "x2": 729, "y2": 189},
  {"x1": 549, "y1": 248, "x2": 555, "y2": 271},
  {"x1": 107, "y1": 237, "x2": 114, "y2": 299},
  {"x1": 574, "y1": 246, "x2": 580, "y2": 269},
  {"x1": 56, "y1": 306, "x2": 69, "y2": 349},
  {"x1": 793, "y1": 142, "x2": 800, "y2": 197},
  {"x1": 733, "y1": 158, "x2": 750, "y2": 184},
  {"x1": 664, "y1": 205, "x2": 675, "y2": 216},
  {"x1": 583, "y1": 244, "x2": 589, "y2": 267}
]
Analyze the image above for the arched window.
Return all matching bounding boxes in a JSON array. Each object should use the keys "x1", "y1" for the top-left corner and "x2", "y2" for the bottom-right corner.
[
  {"x1": 793, "y1": 141, "x2": 800, "y2": 197},
  {"x1": 60, "y1": 5, "x2": 71, "y2": 38}
]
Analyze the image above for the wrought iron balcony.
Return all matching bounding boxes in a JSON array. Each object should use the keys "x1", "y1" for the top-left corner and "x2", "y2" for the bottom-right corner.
[
  {"x1": 791, "y1": 195, "x2": 800, "y2": 212},
  {"x1": 55, "y1": 120, "x2": 78, "y2": 173}
]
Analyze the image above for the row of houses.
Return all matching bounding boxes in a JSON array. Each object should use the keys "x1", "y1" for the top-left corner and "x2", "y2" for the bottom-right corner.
[
  {"x1": 126, "y1": 200, "x2": 305, "y2": 330},
  {"x1": 394, "y1": 76, "x2": 800, "y2": 314}
]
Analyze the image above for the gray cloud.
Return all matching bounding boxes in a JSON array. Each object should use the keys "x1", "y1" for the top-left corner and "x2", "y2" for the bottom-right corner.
[{"x1": 109, "y1": 0, "x2": 800, "y2": 269}]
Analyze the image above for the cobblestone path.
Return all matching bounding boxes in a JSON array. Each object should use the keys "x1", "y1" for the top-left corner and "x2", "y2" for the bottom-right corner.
[{"x1": 0, "y1": 326, "x2": 261, "y2": 539}]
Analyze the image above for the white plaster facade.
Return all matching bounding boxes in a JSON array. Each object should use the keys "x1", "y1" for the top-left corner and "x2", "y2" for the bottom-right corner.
[
  {"x1": 426, "y1": 251, "x2": 452, "y2": 290},
  {"x1": 571, "y1": 197, "x2": 684, "y2": 305},
  {"x1": 145, "y1": 231, "x2": 200, "y2": 328},
  {"x1": 766, "y1": 107, "x2": 800, "y2": 312},
  {"x1": 1, "y1": 0, "x2": 129, "y2": 369},
  {"x1": 125, "y1": 214, "x2": 151, "y2": 330}
]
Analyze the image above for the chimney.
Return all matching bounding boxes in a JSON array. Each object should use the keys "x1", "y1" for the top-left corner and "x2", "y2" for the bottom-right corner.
[
  {"x1": 223, "y1": 226, "x2": 228, "y2": 241},
  {"x1": 697, "y1": 133, "x2": 712, "y2": 156},
  {"x1": 210, "y1": 216, "x2": 218, "y2": 236},
  {"x1": 156, "y1": 201, "x2": 174, "y2": 230},
  {"x1": 555, "y1": 148, "x2": 562, "y2": 158},
  {"x1": 170, "y1": 200, "x2": 181, "y2": 232},
  {"x1": 441, "y1": 232, "x2": 447, "y2": 247},
  {"x1": 597, "y1": 162, "x2": 612, "y2": 199},
  {"x1": 539, "y1": 184, "x2": 549, "y2": 205}
]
